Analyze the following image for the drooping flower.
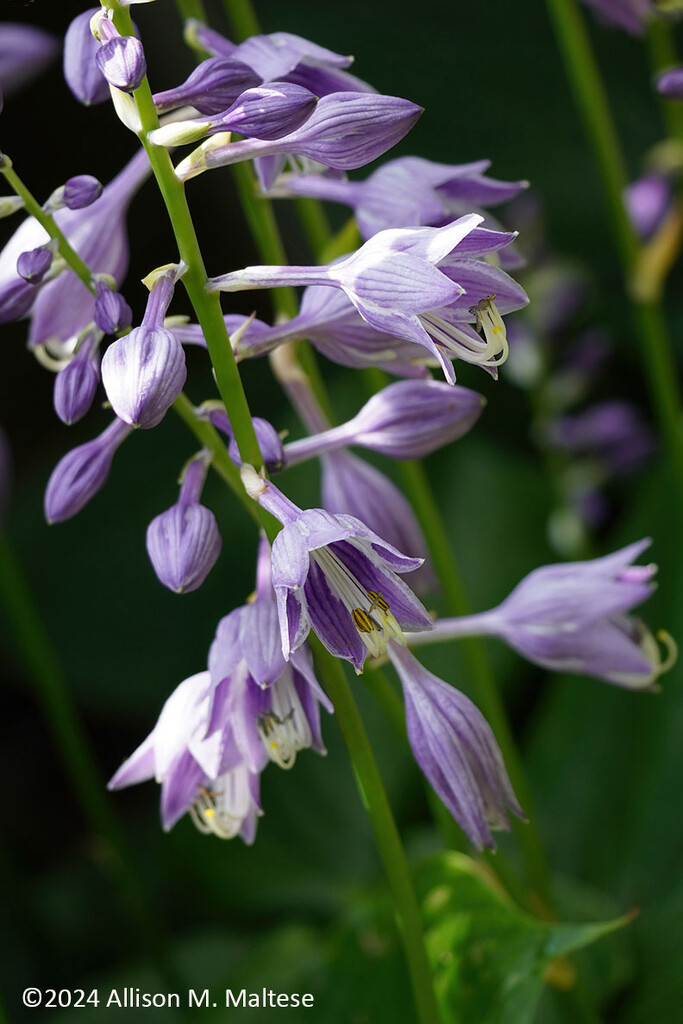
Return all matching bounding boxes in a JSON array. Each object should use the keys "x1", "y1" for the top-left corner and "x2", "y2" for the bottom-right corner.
[
  {"x1": 44, "y1": 417, "x2": 132, "y2": 523},
  {"x1": 53, "y1": 330, "x2": 101, "y2": 425},
  {"x1": 241, "y1": 467, "x2": 433, "y2": 672},
  {"x1": 175, "y1": 92, "x2": 423, "y2": 188},
  {"x1": 0, "y1": 23, "x2": 58, "y2": 97},
  {"x1": 146, "y1": 451, "x2": 222, "y2": 593},
  {"x1": 267, "y1": 155, "x2": 527, "y2": 240},
  {"x1": 101, "y1": 263, "x2": 187, "y2": 428},
  {"x1": 406, "y1": 540, "x2": 676, "y2": 690},
  {"x1": 284, "y1": 379, "x2": 485, "y2": 463},
  {"x1": 389, "y1": 644, "x2": 523, "y2": 850},
  {"x1": 209, "y1": 217, "x2": 528, "y2": 383}
]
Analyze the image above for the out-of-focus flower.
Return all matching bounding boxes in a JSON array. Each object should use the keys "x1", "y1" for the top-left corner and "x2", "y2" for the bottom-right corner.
[
  {"x1": 580, "y1": 0, "x2": 654, "y2": 35},
  {"x1": 242, "y1": 467, "x2": 432, "y2": 672},
  {"x1": 389, "y1": 644, "x2": 523, "y2": 850},
  {"x1": 547, "y1": 400, "x2": 656, "y2": 475},
  {"x1": 0, "y1": 23, "x2": 58, "y2": 97},
  {"x1": 63, "y1": 9, "x2": 110, "y2": 105},
  {"x1": 624, "y1": 173, "x2": 673, "y2": 238}
]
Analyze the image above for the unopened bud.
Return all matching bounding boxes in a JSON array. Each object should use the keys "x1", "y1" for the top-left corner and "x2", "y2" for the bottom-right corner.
[
  {"x1": 53, "y1": 333, "x2": 101, "y2": 425},
  {"x1": 96, "y1": 35, "x2": 147, "y2": 92},
  {"x1": 17, "y1": 245, "x2": 53, "y2": 284}
]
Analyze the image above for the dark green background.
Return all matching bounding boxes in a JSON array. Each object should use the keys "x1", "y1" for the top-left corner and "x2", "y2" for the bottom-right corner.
[{"x1": 1, "y1": 2, "x2": 681, "y2": 1021}]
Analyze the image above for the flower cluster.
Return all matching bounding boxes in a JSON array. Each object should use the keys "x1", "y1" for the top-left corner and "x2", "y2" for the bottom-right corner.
[{"x1": 0, "y1": 10, "x2": 674, "y2": 857}]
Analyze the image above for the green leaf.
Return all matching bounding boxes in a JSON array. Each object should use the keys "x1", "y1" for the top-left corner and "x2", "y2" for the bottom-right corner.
[{"x1": 415, "y1": 852, "x2": 633, "y2": 1024}]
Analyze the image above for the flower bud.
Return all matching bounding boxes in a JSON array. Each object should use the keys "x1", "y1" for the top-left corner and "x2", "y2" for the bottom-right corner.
[
  {"x1": 45, "y1": 417, "x2": 131, "y2": 523},
  {"x1": 62, "y1": 174, "x2": 103, "y2": 210},
  {"x1": 152, "y1": 56, "x2": 261, "y2": 115},
  {"x1": 219, "y1": 83, "x2": 317, "y2": 141},
  {"x1": 53, "y1": 333, "x2": 100, "y2": 425},
  {"x1": 94, "y1": 281, "x2": 133, "y2": 334},
  {"x1": 0, "y1": 196, "x2": 25, "y2": 219},
  {"x1": 63, "y1": 9, "x2": 110, "y2": 106},
  {"x1": 146, "y1": 453, "x2": 222, "y2": 593},
  {"x1": 657, "y1": 66, "x2": 683, "y2": 99},
  {"x1": 16, "y1": 245, "x2": 53, "y2": 284},
  {"x1": 226, "y1": 416, "x2": 285, "y2": 472},
  {"x1": 102, "y1": 326, "x2": 186, "y2": 428},
  {"x1": 96, "y1": 36, "x2": 147, "y2": 93}
]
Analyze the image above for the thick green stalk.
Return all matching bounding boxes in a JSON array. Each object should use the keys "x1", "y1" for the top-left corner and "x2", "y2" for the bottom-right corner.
[
  {"x1": 312, "y1": 642, "x2": 442, "y2": 1024},
  {"x1": 0, "y1": 163, "x2": 95, "y2": 293},
  {"x1": 544, "y1": 0, "x2": 683, "y2": 501},
  {"x1": 0, "y1": 533, "x2": 181, "y2": 989}
]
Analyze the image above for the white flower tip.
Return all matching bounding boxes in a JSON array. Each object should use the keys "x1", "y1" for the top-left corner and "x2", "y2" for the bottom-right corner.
[
  {"x1": 148, "y1": 121, "x2": 211, "y2": 147},
  {"x1": 241, "y1": 463, "x2": 268, "y2": 501},
  {"x1": 142, "y1": 261, "x2": 187, "y2": 290}
]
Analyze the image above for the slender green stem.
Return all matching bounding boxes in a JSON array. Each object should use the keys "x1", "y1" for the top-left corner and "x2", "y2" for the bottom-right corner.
[
  {"x1": 0, "y1": 163, "x2": 95, "y2": 293},
  {"x1": 221, "y1": 0, "x2": 260, "y2": 39},
  {"x1": 647, "y1": 19, "x2": 683, "y2": 139},
  {"x1": 312, "y1": 642, "x2": 442, "y2": 1024},
  {"x1": 0, "y1": 532, "x2": 181, "y2": 989},
  {"x1": 173, "y1": 0, "x2": 207, "y2": 22},
  {"x1": 544, "y1": 0, "x2": 683, "y2": 502}
]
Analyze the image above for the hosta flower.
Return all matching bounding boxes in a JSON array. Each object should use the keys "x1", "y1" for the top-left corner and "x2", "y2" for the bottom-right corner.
[
  {"x1": 44, "y1": 417, "x2": 132, "y2": 523},
  {"x1": 146, "y1": 451, "x2": 222, "y2": 593},
  {"x1": 580, "y1": 0, "x2": 654, "y2": 35},
  {"x1": 209, "y1": 217, "x2": 528, "y2": 383},
  {"x1": 389, "y1": 644, "x2": 523, "y2": 850},
  {"x1": 101, "y1": 264, "x2": 187, "y2": 428},
  {"x1": 624, "y1": 173, "x2": 672, "y2": 239},
  {"x1": 284, "y1": 379, "x2": 485, "y2": 463},
  {"x1": 53, "y1": 330, "x2": 101, "y2": 425},
  {"x1": 63, "y1": 8, "x2": 110, "y2": 106},
  {"x1": 657, "y1": 66, "x2": 683, "y2": 99},
  {"x1": 175, "y1": 92, "x2": 422, "y2": 187},
  {"x1": 407, "y1": 540, "x2": 676, "y2": 690},
  {"x1": 268, "y1": 155, "x2": 527, "y2": 241},
  {"x1": 242, "y1": 467, "x2": 433, "y2": 672},
  {"x1": 0, "y1": 23, "x2": 58, "y2": 97}
]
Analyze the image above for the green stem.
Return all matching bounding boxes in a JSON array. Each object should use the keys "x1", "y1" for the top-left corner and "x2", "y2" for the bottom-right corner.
[
  {"x1": 647, "y1": 19, "x2": 683, "y2": 139},
  {"x1": 0, "y1": 532, "x2": 181, "y2": 988},
  {"x1": 221, "y1": 0, "x2": 260, "y2": 39},
  {"x1": 111, "y1": 6, "x2": 263, "y2": 479},
  {"x1": 173, "y1": 0, "x2": 207, "y2": 21},
  {"x1": 0, "y1": 163, "x2": 95, "y2": 293},
  {"x1": 312, "y1": 642, "x2": 442, "y2": 1024},
  {"x1": 544, "y1": 0, "x2": 683, "y2": 502}
]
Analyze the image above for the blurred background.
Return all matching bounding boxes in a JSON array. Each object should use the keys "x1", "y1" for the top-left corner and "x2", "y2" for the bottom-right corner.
[{"x1": 1, "y1": 0, "x2": 681, "y2": 1021}]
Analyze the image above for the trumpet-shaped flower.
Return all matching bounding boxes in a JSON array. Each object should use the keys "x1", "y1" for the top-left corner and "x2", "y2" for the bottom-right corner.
[
  {"x1": 209, "y1": 217, "x2": 528, "y2": 383},
  {"x1": 242, "y1": 468, "x2": 433, "y2": 672},
  {"x1": 389, "y1": 644, "x2": 523, "y2": 850}
]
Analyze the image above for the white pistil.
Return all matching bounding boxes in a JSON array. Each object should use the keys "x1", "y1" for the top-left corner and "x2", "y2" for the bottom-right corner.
[
  {"x1": 311, "y1": 546, "x2": 404, "y2": 657},
  {"x1": 419, "y1": 294, "x2": 509, "y2": 368},
  {"x1": 257, "y1": 669, "x2": 312, "y2": 770},
  {"x1": 189, "y1": 766, "x2": 253, "y2": 840}
]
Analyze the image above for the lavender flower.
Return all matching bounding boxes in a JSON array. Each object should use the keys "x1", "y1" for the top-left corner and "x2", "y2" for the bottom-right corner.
[
  {"x1": 101, "y1": 264, "x2": 187, "y2": 428},
  {"x1": 242, "y1": 467, "x2": 433, "y2": 672},
  {"x1": 624, "y1": 173, "x2": 672, "y2": 239},
  {"x1": 321, "y1": 451, "x2": 435, "y2": 595},
  {"x1": 63, "y1": 9, "x2": 110, "y2": 106},
  {"x1": 108, "y1": 669, "x2": 261, "y2": 839},
  {"x1": 94, "y1": 280, "x2": 133, "y2": 335},
  {"x1": 44, "y1": 417, "x2": 132, "y2": 523},
  {"x1": 408, "y1": 540, "x2": 676, "y2": 690},
  {"x1": 60, "y1": 175, "x2": 104, "y2": 211},
  {"x1": 184, "y1": 23, "x2": 374, "y2": 96},
  {"x1": 53, "y1": 331, "x2": 101, "y2": 425},
  {"x1": 16, "y1": 244, "x2": 54, "y2": 285},
  {"x1": 210, "y1": 217, "x2": 528, "y2": 383},
  {"x1": 175, "y1": 92, "x2": 423, "y2": 187},
  {"x1": 268, "y1": 156, "x2": 527, "y2": 240},
  {"x1": 657, "y1": 65, "x2": 683, "y2": 99},
  {"x1": 146, "y1": 452, "x2": 222, "y2": 593},
  {"x1": 284, "y1": 379, "x2": 485, "y2": 464},
  {"x1": 580, "y1": 0, "x2": 654, "y2": 34},
  {"x1": 94, "y1": 16, "x2": 147, "y2": 93},
  {"x1": 152, "y1": 57, "x2": 261, "y2": 115},
  {"x1": 389, "y1": 644, "x2": 523, "y2": 850},
  {"x1": 0, "y1": 23, "x2": 58, "y2": 97},
  {"x1": 547, "y1": 400, "x2": 656, "y2": 475}
]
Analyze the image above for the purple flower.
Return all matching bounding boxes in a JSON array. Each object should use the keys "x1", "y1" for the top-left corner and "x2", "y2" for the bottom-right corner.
[
  {"x1": 61, "y1": 175, "x2": 104, "y2": 211},
  {"x1": 284, "y1": 379, "x2": 484, "y2": 463},
  {"x1": 0, "y1": 23, "x2": 58, "y2": 97},
  {"x1": 0, "y1": 149, "x2": 151, "y2": 348},
  {"x1": 16, "y1": 244, "x2": 53, "y2": 285},
  {"x1": 268, "y1": 155, "x2": 527, "y2": 240},
  {"x1": 242, "y1": 467, "x2": 433, "y2": 672},
  {"x1": 94, "y1": 281, "x2": 133, "y2": 335},
  {"x1": 580, "y1": 0, "x2": 653, "y2": 34},
  {"x1": 146, "y1": 451, "x2": 222, "y2": 593},
  {"x1": 185, "y1": 22, "x2": 374, "y2": 96},
  {"x1": 150, "y1": 83, "x2": 318, "y2": 146},
  {"x1": 321, "y1": 451, "x2": 435, "y2": 596},
  {"x1": 108, "y1": 669, "x2": 261, "y2": 839},
  {"x1": 95, "y1": 25, "x2": 147, "y2": 93},
  {"x1": 209, "y1": 217, "x2": 528, "y2": 383},
  {"x1": 624, "y1": 173, "x2": 672, "y2": 239},
  {"x1": 175, "y1": 92, "x2": 423, "y2": 187},
  {"x1": 657, "y1": 66, "x2": 683, "y2": 99},
  {"x1": 101, "y1": 264, "x2": 187, "y2": 428},
  {"x1": 63, "y1": 9, "x2": 110, "y2": 106},
  {"x1": 547, "y1": 400, "x2": 656, "y2": 475},
  {"x1": 389, "y1": 644, "x2": 523, "y2": 850},
  {"x1": 53, "y1": 331, "x2": 101, "y2": 425},
  {"x1": 152, "y1": 57, "x2": 263, "y2": 114},
  {"x1": 44, "y1": 417, "x2": 132, "y2": 523},
  {"x1": 409, "y1": 540, "x2": 676, "y2": 690}
]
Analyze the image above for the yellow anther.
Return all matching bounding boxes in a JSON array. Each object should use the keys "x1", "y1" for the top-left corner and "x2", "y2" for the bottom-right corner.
[
  {"x1": 368, "y1": 590, "x2": 390, "y2": 613},
  {"x1": 352, "y1": 607, "x2": 380, "y2": 633},
  {"x1": 204, "y1": 808, "x2": 216, "y2": 819}
]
